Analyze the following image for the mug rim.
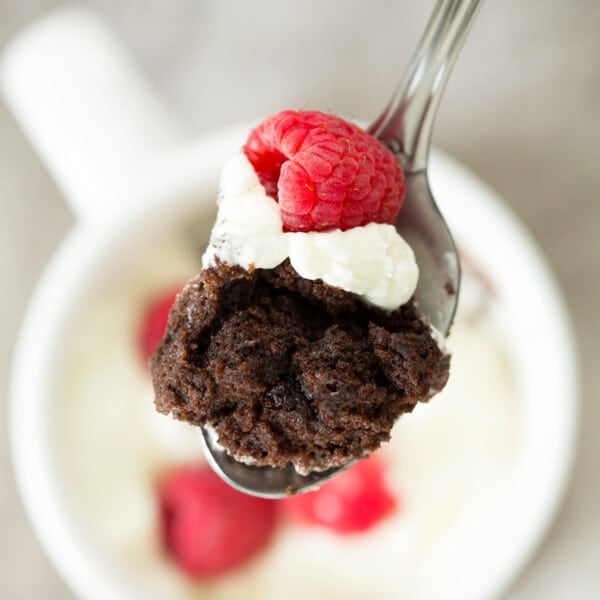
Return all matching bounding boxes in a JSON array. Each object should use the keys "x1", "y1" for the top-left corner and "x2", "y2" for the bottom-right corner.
[{"x1": 9, "y1": 123, "x2": 579, "y2": 600}]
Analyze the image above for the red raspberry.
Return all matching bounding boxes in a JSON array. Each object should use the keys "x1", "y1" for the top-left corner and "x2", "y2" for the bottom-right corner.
[
  {"x1": 282, "y1": 456, "x2": 398, "y2": 534},
  {"x1": 139, "y1": 287, "x2": 180, "y2": 362},
  {"x1": 243, "y1": 110, "x2": 405, "y2": 232},
  {"x1": 158, "y1": 465, "x2": 279, "y2": 578}
]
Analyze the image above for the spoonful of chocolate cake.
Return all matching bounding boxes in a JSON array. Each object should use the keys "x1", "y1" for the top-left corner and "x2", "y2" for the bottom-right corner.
[{"x1": 151, "y1": 0, "x2": 483, "y2": 498}]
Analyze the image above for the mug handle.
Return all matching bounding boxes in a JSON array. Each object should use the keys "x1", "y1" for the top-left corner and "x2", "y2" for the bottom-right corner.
[{"x1": 1, "y1": 7, "x2": 186, "y2": 223}]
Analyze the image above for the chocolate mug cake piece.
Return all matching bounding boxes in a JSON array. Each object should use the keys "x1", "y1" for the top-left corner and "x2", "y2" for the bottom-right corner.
[{"x1": 151, "y1": 110, "x2": 450, "y2": 474}]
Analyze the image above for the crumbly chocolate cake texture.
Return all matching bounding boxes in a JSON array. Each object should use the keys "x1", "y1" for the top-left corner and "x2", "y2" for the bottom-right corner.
[{"x1": 151, "y1": 261, "x2": 449, "y2": 474}]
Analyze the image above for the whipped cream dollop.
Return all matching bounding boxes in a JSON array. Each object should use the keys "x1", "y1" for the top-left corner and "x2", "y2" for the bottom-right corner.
[{"x1": 202, "y1": 153, "x2": 419, "y2": 310}]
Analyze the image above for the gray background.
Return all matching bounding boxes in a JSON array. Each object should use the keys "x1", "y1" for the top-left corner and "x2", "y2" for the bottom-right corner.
[{"x1": 1, "y1": 1, "x2": 598, "y2": 598}]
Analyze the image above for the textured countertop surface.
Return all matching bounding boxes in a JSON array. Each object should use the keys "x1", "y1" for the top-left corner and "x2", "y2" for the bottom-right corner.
[{"x1": 1, "y1": 1, "x2": 599, "y2": 597}]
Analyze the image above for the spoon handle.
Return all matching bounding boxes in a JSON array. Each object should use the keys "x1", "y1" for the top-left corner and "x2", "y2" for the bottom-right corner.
[{"x1": 370, "y1": 0, "x2": 484, "y2": 173}]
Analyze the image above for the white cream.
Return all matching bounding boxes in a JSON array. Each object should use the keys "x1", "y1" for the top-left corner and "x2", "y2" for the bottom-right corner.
[
  {"x1": 56, "y1": 246, "x2": 519, "y2": 600},
  {"x1": 202, "y1": 153, "x2": 289, "y2": 270},
  {"x1": 202, "y1": 153, "x2": 419, "y2": 311}
]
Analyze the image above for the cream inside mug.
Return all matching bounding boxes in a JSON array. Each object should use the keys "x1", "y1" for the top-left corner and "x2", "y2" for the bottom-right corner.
[{"x1": 2, "y1": 8, "x2": 578, "y2": 600}]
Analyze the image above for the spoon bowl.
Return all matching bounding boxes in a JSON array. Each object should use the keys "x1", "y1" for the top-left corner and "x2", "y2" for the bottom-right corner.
[
  {"x1": 203, "y1": 0, "x2": 482, "y2": 497},
  {"x1": 200, "y1": 428, "x2": 353, "y2": 498},
  {"x1": 396, "y1": 171, "x2": 459, "y2": 334}
]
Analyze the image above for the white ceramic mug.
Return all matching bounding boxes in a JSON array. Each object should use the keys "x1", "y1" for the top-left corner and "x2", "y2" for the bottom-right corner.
[{"x1": 2, "y1": 7, "x2": 579, "y2": 600}]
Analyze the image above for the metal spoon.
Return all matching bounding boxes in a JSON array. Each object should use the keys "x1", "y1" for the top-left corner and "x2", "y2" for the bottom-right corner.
[{"x1": 201, "y1": 0, "x2": 483, "y2": 498}]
